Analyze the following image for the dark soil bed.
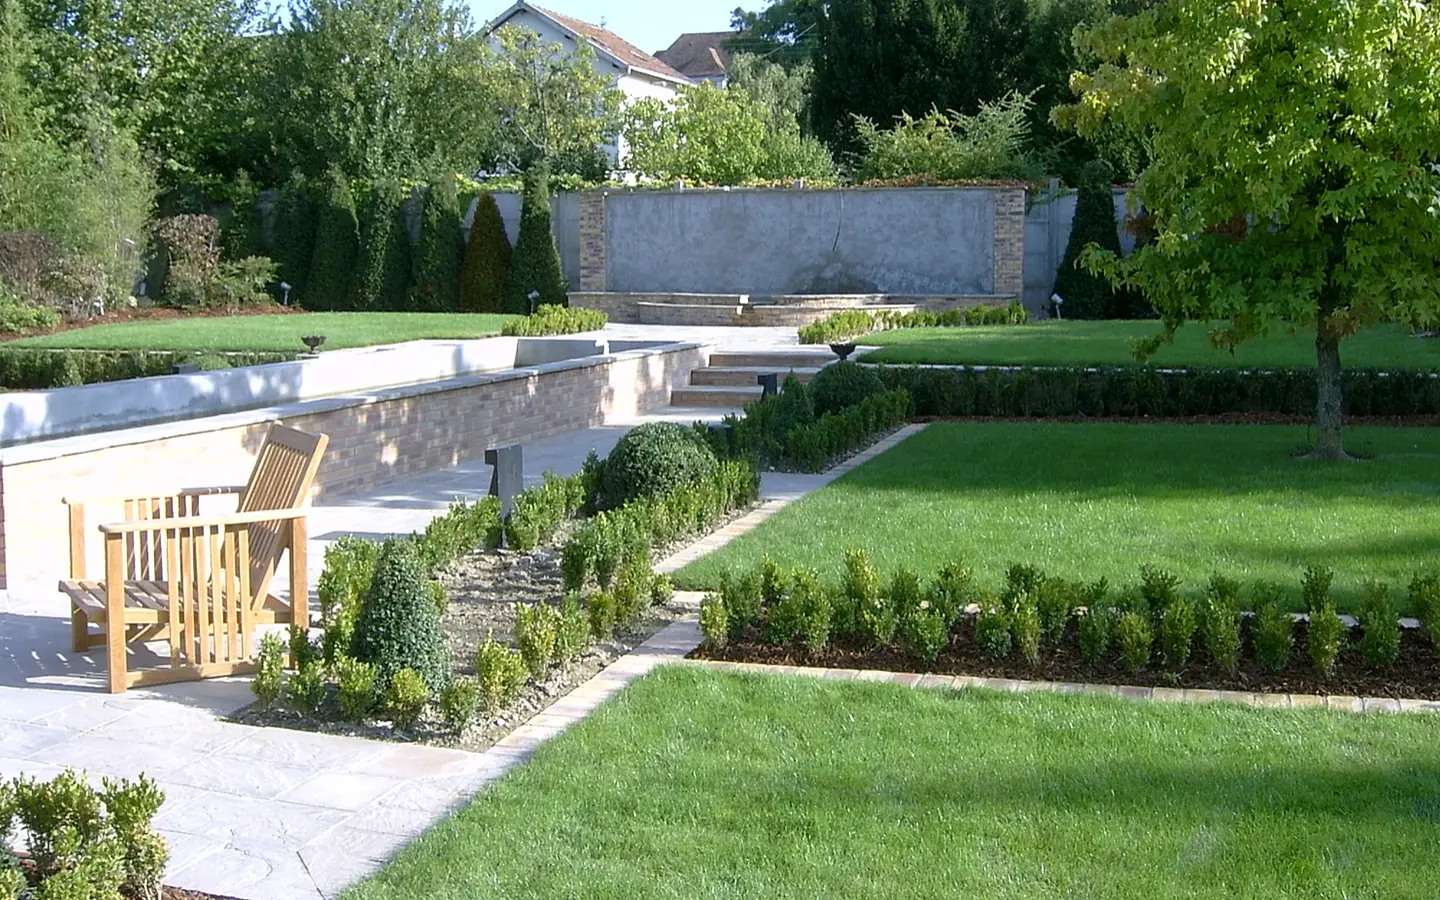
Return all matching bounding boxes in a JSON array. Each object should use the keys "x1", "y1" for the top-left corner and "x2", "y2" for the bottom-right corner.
[
  {"x1": 694, "y1": 618, "x2": 1440, "y2": 700},
  {"x1": 163, "y1": 888, "x2": 243, "y2": 900},
  {"x1": 234, "y1": 535, "x2": 694, "y2": 753}
]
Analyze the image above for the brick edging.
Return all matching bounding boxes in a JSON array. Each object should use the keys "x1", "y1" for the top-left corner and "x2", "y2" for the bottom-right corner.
[{"x1": 677, "y1": 657, "x2": 1440, "y2": 714}]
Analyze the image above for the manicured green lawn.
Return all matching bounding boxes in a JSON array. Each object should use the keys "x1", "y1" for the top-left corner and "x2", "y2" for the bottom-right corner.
[
  {"x1": 861, "y1": 320, "x2": 1440, "y2": 370},
  {"x1": 676, "y1": 422, "x2": 1440, "y2": 611},
  {"x1": 7, "y1": 312, "x2": 516, "y2": 352},
  {"x1": 345, "y1": 666, "x2": 1440, "y2": 900}
]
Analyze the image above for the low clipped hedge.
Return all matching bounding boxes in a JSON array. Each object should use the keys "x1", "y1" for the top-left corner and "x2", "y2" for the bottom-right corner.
[
  {"x1": 877, "y1": 364, "x2": 1440, "y2": 418},
  {"x1": 0, "y1": 348, "x2": 295, "y2": 390},
  {"x1": 501, "y1": 304, "x2": 607, "y2": 336},
  {"x1": 809, "y1": 360, "x2": 886, "y2": 415},
  {"x1": 798, "y1": 302, "x2": 1030, "y2": 344},
  {"x1": 597, "y1": 421, "x2": 718, "y2": 510}
]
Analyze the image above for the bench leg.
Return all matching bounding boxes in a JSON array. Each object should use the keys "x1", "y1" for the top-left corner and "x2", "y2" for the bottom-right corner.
[{"x1": 71, "y1": 607, "x2": 90, "y2": 653}]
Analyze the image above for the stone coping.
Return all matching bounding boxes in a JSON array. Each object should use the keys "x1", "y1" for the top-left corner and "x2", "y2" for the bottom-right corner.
[
  {"x1": 677, "y1": 659, "x2": 1440, "y2": 715},
  {"x1": 0, "y1": 339, "x2": 709, "y2": 465}
]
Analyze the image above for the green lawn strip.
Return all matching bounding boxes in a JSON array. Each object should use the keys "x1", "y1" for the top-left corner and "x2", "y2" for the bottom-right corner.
[
  {"x1": 861, "y1": 320, "x2": 1440, "y2": 370},
  {"x1": 345, "y1": 666, "x2": 1440, "y2": 900},
  {"x1": 7, "y1": 312, "x2": 516, "y2": 352},
  {"x1": 676, "y1": 422, "x2": 1440, "y2": 611}
]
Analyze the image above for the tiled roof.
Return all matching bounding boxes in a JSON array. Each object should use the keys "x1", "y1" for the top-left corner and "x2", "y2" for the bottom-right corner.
[
  {"x1": 529, "y1": 3, "x2": 692, "y2": 84},
  {"x1": 654, "y1": 31, "x2": 734, "y2": 79}
]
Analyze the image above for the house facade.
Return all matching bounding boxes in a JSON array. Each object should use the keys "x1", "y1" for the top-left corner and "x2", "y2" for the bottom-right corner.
[
  {"x1": 655, "y1": 32, "x2": 734, "y2": 87},
  {"x1": 483, "y1": 2, "x2": 694, "y2": 164}
]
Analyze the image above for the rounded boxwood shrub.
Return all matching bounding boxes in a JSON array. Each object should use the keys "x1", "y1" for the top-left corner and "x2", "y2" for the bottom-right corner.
[
  {"x1": 598, "y1": 422, "x2": 718, "y2": 510},
  {"x1": 809, "y1": 361, "x2": 886, "y2": 416},
  {"x1": 350, "y1": 538, "x2": 450, "y2": 692}
]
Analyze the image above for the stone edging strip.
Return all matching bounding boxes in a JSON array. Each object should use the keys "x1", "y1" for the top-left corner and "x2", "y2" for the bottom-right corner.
[
  {"x1": 677, "y1": 656, "x2": 1440, "y2": 715},
  {"x1": 656, "y1": 423, "x2": 929, "y2": 576}
]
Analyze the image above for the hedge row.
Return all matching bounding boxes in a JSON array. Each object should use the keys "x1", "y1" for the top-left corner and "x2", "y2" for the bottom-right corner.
[
  {"x1": 500, "y1": 304, "x2": 607, "y2": 336},
  {"x1": 798, "y1": 302, "x2": 1030, "y2": 344},
  {"x1": 875, "y1": 364, "x2": 1440, "y2": 418},
  {"x1": 0, "y1": 348, "x2": 296, "y2": 390}
]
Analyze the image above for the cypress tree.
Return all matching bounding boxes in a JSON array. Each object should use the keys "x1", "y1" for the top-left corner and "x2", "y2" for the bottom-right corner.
[
  {"x1": 503, "y1": 164, "x2": 568, "y2": 315},
  {"x1": 306, "y1": 165, "x2": 359, "y2": 311},
  {"x1": 408, "y1": 176, "x2": 463, "y2": 312},
  {"x1": 353, "y1": 180, "x2": 409, "y2": 311},
  {"x1": 1053, "y1": 161, "x2": 1123, "y2": 320},
  {"x1": 459, "y1": 193, "x2": 512, "y2": 313},
  {"x1": 271, "y1": 170, "x2": 317, "y2": 306}
]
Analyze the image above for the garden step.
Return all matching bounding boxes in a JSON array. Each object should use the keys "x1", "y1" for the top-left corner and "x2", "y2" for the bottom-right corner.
[
  {"x1": 708, "y1": 350, "x2": 840, "y2": 369},
  {"x1": 671, "y1": 385, "x2": 764, "y2": 407},
  {"x1": 690, "y1": 366, "x2": 822, "y2": 387},
  {"x1": 635, "y1": 302, "x2": 745, "y2": 326}
]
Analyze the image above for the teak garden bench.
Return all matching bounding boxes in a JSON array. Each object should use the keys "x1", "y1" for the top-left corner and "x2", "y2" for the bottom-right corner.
[{"x1": 58, "y1": 425, "x2": 329, "y2": 693}]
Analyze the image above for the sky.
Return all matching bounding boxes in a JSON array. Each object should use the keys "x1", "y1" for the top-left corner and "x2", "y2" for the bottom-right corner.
[{"x1": 470, "y1": 0, "x2": 743, "y2": 55}]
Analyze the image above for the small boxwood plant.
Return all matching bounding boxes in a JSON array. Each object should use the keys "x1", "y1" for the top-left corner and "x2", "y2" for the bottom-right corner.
[
  {"x1": 1357, "y1": 582, "x2": 1400, "y2": 669},
  {"x1": 1201, "y1": 574, "x2": 1242, "y2": 675}
]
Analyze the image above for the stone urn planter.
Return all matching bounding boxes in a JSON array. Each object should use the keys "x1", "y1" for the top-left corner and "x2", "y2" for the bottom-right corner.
[{"x1": 829, "y1": 341, "x2": 857, "y2": 361}]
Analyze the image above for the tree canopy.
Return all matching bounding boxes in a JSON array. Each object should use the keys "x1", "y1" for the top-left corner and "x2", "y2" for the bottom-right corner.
[{"x1": 1060, "y1": 0, "x2": 1440, "y2": 456}]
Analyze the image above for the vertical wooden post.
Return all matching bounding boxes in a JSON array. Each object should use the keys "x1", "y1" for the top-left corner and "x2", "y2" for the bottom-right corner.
[
  {"x1": 104, "y1": 533, "x2": 127, "y2": 693},
  {"x1": 288, "y1": 516, "x2": 308, "y2": 668}
]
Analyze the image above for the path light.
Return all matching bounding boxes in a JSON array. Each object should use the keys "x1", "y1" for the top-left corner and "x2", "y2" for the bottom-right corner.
[
  {"x1": 1051, "y1": 293, "x2": 1064, "y2": 320},
  {"x1": 528, "y1": 290, "x2": 540, "y2": 314},
  {"x1": 280, "y1": 281, "x2": 291, "y2": 306}
]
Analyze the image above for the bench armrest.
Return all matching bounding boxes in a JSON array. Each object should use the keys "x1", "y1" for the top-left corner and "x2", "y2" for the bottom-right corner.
[
  {"x1": 97, "y1": 508, "x2": 309, "y2": 536},
  {"x1": 62, "y1": 486, "x2": 246, "y2": 506}
]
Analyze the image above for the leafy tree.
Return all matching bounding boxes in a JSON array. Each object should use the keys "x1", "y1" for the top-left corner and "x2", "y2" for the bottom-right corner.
[
  {"x1": 220, "y1": 170, "x2": 264, "y2": 261},
  {"x1": 270, "y1": 170, "x2": 317, "y2": 306},
  {"x1": 306, "y1": 165, "x2": 359, "y2": 310},
  {"x1": 854, "y1": 92, "x2": 1041, "y2": 182},
  {"x1": 728, "y1": 0, "x2": 825, "y2": 66},
  {"x1": 809, "y1": 0, "x2": 968, "y2": 153},
  {"x1": 409, "y1": 175, "x2": 463, "y2": 312},
  {"x1": 503, "y1": 164, "x2": 567, "y2": 314},
  {"x1": 483, "y1": 25, "x2": 623, "y2": 173},
  {"x1": 352, "y1": 180, "x2": 411, "y2": 311},
  {"x1": 1053, "y1": 161, "x2": 1122, "y2": 318},
  {"x1": 728, "y1": 52, "x2": 814, "y2": 133},
  {"x1": 459, "y1": 193, "x2": 511, "y2": 313},
  {"x1": 1061, "y1": 0, "x2": 1440, "y2": 457}
]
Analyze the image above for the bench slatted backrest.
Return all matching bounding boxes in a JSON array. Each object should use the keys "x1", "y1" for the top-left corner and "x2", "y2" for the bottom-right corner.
[{"x1": 236, "y1": 425, "x2": 329, "y2": 604}]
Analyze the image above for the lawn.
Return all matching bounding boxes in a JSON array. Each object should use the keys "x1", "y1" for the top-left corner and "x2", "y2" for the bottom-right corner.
[
  {"x1": 676, "y1": 422, "x2": 1440, "y2": 611},
  {"x1": 6, "y1": 311, "x2": 516, "y2": 352},
  {"x1": 345, "y1": 666, "x2": 1440, "y2": 900},
  {"x1": 861, "y1": 320, "x2": 1440, "y2": 370}
]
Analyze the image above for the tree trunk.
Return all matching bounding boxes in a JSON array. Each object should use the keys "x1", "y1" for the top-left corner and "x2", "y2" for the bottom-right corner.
[{"x1": 1310, "y1": 326, "x2": 1350, "y2": 460}]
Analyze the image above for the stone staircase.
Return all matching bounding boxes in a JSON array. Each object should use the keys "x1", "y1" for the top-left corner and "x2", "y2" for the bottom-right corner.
[{"x1": 671, "y1": 349, "x2": 837, "y2": 407}]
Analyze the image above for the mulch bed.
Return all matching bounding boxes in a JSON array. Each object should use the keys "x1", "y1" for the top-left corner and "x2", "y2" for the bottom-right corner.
[
  {"x1": 163, "y1": 888, "x2": 243, "y2": 900},
  {"x1": 917, "y1": 413, "x2": 1440, "y2": 428},
  {"x1": 694, "y1": 618, "x2": 1440, "y2": 700},
  {"x1": 0, "y1": 303, "x2": 300, "y2": 343}
]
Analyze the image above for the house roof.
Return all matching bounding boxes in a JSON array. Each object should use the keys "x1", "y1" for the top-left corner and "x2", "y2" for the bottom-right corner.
[
  {"x1": 485, "y1": 2, "x2": 692, "y2": 86},
  {"x1": 655, "y1": 31, "x2": 734, "y2": 79}
]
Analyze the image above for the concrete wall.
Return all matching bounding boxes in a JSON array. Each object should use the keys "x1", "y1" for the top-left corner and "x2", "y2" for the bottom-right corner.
[
  {"x1": 602, "y1": 188, "x2": 1002, "y2": 296},
  {"x1": 0, "y1": 341, "x2": 708, "y2": 590},
  {"x1": 1024, "y1": 188, "x2": 1136, "y2": 312}
]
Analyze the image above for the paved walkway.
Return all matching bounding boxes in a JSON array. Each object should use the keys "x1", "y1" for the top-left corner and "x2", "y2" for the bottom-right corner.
[{"x1": 0, "y1": 324, "x2": 910, "y2": 898}]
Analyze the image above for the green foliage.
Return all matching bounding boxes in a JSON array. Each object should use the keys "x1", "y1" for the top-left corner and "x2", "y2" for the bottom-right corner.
[
  {"x1": 514, "y1": 602, "x2": 558, "y2": 680},
  {"x1": 500, "y1": 304, "x2": 607, "y2": 336},
  {"x1": 725, "y1": 571, "x2": 764, "y2": 639},
  {"x1": 1201, "y1": 574, "x2": 1242, "y2": 675},
  {"x1": 930, "y1": 560, "x2": 980, "y2": 625},
  {"x1": 1302, "y1": 565, "x2": 1335, "y2": 614},
  {"x1": 1076, "y1": 603, "x2": 1113, "y2": 664},
  {"x1": 797, "y1": 304, "x2": 1032, "y2": 344},
  {"x1": 0, "y1": 348, "x2": 294, "y2": 390},
  {"x1": 350, "y1": 539, "x2": 450, "y2": 692},
  {"x1": 153, "y1": 214, "x2": 220, "y2": 308},
  {"x1": 808, "y1": 360, "x2": 886, "y2": 416},
  {"x1": 854, "y1": 93, "x2": 1043, "y2": 183},
  {"x1": 1412, "y1": 572, "x2": 1440, "y2": 649},
  {"x1": 561, "y1": 539, "x2": 589, "y2": 594},
  {"x1": 902, "y1": 606, "x2": 949, "y2": 662},
  {"x1": 305, "y1": 165, "x2": 359, "y2": 311},
  {"x1": 613, "y1": 558, "x2": 654, "y2": 630},
  {"x1": 0, "y1": 290, "x2": 61, "y2": 334},
  {"x1": 475, "y1": 633, "x2": 527, "y2": 713},
  {"x1": 1158, "y1": 598, "x2": 1196, "y2": 670},
  {"x1": 335, "y1": 656, "x2": 378, "y2": 723},
  {"x1": 503, "y1": 472, "x2": 578, "y2": 551},
  {"x1": 586, "y1": 590, "x2": 617, "y2": 640},
  {"x1": 779, "y1": 390, "x2": 911, "y2": 473},
  {"x1": 386, "y1": 667, "x2": 429, "y2": 732},
  {"x1": 700, "y1": 592, "x2": 730, "y2": 650},
  {"x1": 598, "y1": 422, "x2": 719, "y2": 510},
  {"x1": 1035, "y1": 578, "x2": 1073, "y2": 645},
  {"x1": 554, "y1": 593, "x2": 590, "y2": 664},
  {"x1": 289, "y1": 621, "x2": 319, "y2": 670},
  {"x1": 888, "y1": 568, "x2": 925, "y2": 622},
  {"x1": 1010, "y1": 595, "x2": 1042, "y2": 666},
  {"x1": 352, "y1": 180, "x2": 412, "y2": 311},
  {"x1": 503, "y1": 163, "x2": 568, "y2": 314},
  {"x1": 439, "y1": 677, "x2": 479, "y2": 733},
  {"x1": 272, "y1": 171, "x2": 317, "y2": 305},
  {"x1": 1252, "y1": 585, "x2": 1294, "y2": 674},
  {"x1": 790, "y1": 567, "x2": 832, "y2": 654},
  {"x1": 409, "y1": 176, "x2": 463, "y2": 312},
  {"x1": 1357, "y1": 582, "x2": 1400, "y2": 669},
  {"x1": 221, "y1": 171, "x2": 264, "y2": 262},
  {"x1": 459, "y1": 193, "x2": 511, "y2": 313},
  {"x1": 415, "y1": 495, "x2": 502, "y2": 574},
  {"x1": 1306, "y1": 605, "x2": 1346, "y2": 678},
  {"x1": 1053, "y1": 162, "x2": 1123, "y2": 320},
  {"x1": 845, "y1": 548, "x2": 896, "y2": 646},
  {"x1": 1063, "y1": 0, "x2": 1440, "y2": 455},
  {"x1": 285, "y1": 661, "x2": 326, "y2": 716},
  {"x1": 1138, "y1": 565, "x2": 1181, "y2": 616},
  {"x1": 975, "y1": 601, "x2": 1012, "y2": 660},
  {"x1": 651, "y1": 573, "x2": 674, "y2": 607},
  {"x1": 317, "y1": 535, "x2": 380, "y2": 666},
  {"x1": 252, "y1": 632, "x2": 285, "y2": 708},
  {"x1": 1115, "y1": 610, "x2": 1153, "y2": 672}
]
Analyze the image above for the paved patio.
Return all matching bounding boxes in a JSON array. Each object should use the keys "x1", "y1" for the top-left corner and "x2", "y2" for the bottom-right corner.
[{"x1": 0, "y1": 324, "x2": 883, "y2": 898}]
